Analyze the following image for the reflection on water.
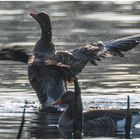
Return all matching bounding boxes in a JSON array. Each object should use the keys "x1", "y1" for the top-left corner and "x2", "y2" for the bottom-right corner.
[
  {"x1": 0, "y1": 1, "x2": 140, "y2": 139},
  {"x1": 29, "y1": 112, "x2": 61, "y2": 139}
]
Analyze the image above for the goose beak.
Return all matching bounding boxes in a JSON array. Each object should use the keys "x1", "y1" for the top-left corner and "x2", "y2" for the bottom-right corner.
[
  {"x1": 30, "y1": 12, "x2": 37, "y2": 19},
  {"x1": 52, "y1": 98, "x2": 63, "y2": 106}
]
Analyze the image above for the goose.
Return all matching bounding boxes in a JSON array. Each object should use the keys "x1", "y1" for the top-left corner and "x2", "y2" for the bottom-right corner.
[
  {"x1": 52, "y1": 78, "x2": 116, "y2": 138},
  {"x1": 52, "y1": 78, "x2": 140, "y2": 138},
  {"x1": 0, "y1": 11, "x2": 140, "y2": 111}
]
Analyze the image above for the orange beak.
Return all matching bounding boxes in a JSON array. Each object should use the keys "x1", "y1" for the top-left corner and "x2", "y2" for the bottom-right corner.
[{"x1": 52, "y1": 98, "x2": 63, "y2": 106}]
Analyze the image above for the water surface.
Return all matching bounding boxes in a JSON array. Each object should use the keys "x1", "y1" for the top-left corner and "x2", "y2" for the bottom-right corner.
[{"x1": 0, "y1": 1, "x2": 140, "y2": 139}]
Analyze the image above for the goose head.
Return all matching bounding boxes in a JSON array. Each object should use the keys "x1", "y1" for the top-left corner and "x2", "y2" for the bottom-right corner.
[
  {"x1": 52, "y1": 91, "x2": 74, "y2": 107},
  {"x1": 30, "y1": 12, "x2": 52, "y2": 42}
]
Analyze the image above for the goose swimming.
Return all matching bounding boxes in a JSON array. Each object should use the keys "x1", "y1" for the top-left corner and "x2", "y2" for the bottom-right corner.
[
  {"x1": 0, "y1": 11, "x2": 140, "y2": 111},
  {"x1": 52, "y1": 78, "x2": 115, "y2": 138},
  {"x1": 52, "y1": 79, "x2": 140, "y2": 138}
]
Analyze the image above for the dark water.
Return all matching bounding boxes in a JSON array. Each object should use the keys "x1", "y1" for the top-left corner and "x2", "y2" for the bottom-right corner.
[{"x1": 0, "y1": 1, "x2": 140, "y2": 139}]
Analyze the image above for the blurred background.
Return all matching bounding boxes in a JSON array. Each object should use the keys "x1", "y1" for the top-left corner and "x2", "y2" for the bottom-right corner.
[{"x1": 0, "y1": 1, "x2": 140, "y2": 139}]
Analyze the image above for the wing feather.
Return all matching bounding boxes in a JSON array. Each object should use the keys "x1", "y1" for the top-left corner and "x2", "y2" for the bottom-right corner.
[{"x1": 104, "y1": 34, "x2": 140, "y2": 52}]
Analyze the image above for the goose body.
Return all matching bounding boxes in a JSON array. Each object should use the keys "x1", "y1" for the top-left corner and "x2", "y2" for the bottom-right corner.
[
  {"x1": 28, "y1": 12, "x2": 68, "y2": 110},
  {"x1": 84, "y1": 110, "x2": 140, "y2": 134}
]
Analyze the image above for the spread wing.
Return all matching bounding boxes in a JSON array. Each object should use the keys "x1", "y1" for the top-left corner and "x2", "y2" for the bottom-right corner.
[
  {"x1": 0, "y1": 45, "x2": 31, "y2": 63},
  {"x1": 48, "y1": 34, "x2": 140, "y2": 81},
  {"x1": 102, "y1": 34, "x2": 140, "y2": 57}
]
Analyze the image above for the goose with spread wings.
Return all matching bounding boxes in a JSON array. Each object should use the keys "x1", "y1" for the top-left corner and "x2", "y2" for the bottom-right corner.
[{"x1": 0, "y1": 12, "x2": 139, "y2": 110}]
